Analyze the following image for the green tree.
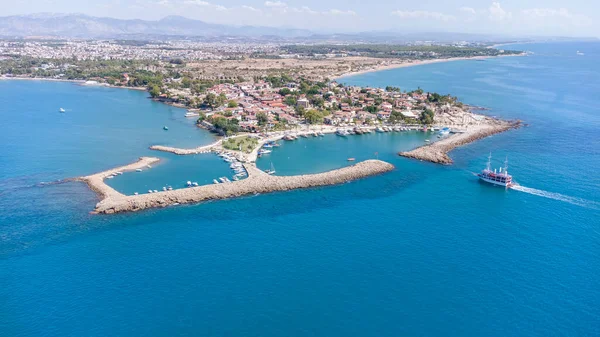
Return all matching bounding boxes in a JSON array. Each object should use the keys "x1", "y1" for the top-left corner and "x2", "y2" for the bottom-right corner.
[
  {"x1": 257, "y1": 112, "x2": 269, "y2": 126},
  {"x1": 278, "y1": 88, "x2": 292, "y2": 96},
  {"x1": 216, "y1": 93, "x2": 227, "y2": 107},
  {"x1": 149, "y1": 85, "x2": 161, "y2": 98},
  {"x1": 227, "y1": 100, "x2": 238, "y2": 108},
  {"x1": 204, "y1": 93, "x2": 216, "y2": 108},
  {"x1": 420, "y1": 109, "x2": 435, "y2": 125},
  {"x1": 304, "y1": 109, "x2": 324, "y2": 124}
]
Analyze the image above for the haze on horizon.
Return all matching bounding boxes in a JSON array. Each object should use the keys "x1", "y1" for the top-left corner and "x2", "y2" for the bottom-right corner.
[{"x1": 2, "y1": 0, "x2": 599, "y2": 38}]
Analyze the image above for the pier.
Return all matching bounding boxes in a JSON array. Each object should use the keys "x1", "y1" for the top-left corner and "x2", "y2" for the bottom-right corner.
[
  {"x1": 399, "y1": 122, "x2": 519, "y2": 164},
  {"x1": 81, "y1": 159, "x2": 394, "y2": 214}
]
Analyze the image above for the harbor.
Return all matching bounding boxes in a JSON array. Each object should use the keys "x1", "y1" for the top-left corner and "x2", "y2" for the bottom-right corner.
[{"x1": 82, "y1": 159, "x2": 394, "y2": 214}]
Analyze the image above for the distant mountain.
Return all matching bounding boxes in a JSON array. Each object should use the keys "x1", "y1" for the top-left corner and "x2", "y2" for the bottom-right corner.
[{"x1": 0, "y1": 13, "x2": 314, "y2": 38}]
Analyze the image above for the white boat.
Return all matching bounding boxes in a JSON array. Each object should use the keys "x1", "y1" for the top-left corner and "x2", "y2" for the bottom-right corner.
[
  {"x1": 148, "y1": 190, "x2": 153, "y2": 193},
  {"x1": 136, "y1": 168, "x2": 142, "y2": 172},
  {"x1": 375, "y1": 127, "x2": 384, "y2": 133},
  {"x1": 318, "y1": 132, "x2": 325, "y2": 137},
  {"x1": 478, "y1": 153, "x2": 513, "y2": 188},
  {"x1": 233, "y1": 176, "x2": 239, "y2": 181},
  {"x1": 134, "y1": 192, "x2": 139, "y2": 195},
  {"x1": 167, "y1": 186, "x2": 173, "y2": 191},
  {"x1": 219, "y1": 177, "x2": 227, "y2": 183},
  {"x1": 106, "y1": 175, "x2": 114, "y2": 179},
  {"x1": 258, "y1": 149, "x2": 272, "y2": 156},
  {"x1": 192, "y1": 182, "x2": 199, "y2": 186},
  {"x1": 59, "y1": 108, "x2": 65, "y2": 113},
  {"x1": 153, "y1": 190, "x2": 158, "y2": 193},
  {"x1": 162, "y1": 187, "x2": 167, "y2": 191},
  {"x1": 186, "y1": 181, "x2": 192, "y2": 186},
  {"x1": 265, "y1": 162, "x2": 276, "y2": 175},
  {"x1": 213, "y1": 179, "x2": 220, "y2": 184},
  {"x1": 184, "y1": 112, "x2": 200, "y2": 117},
  {"x1": 336, "y1": 129, "x2": 349, "y2": 137}
]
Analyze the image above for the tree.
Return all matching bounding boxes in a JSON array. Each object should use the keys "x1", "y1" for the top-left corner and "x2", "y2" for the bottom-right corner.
[
  {"x1": 284, "y1": 96, "x2": 297, "y2": 106},
  {"x1": 216, "y1": 93, "x2": 227, "y2": 107},
  {"x1": 257, "y1": 112, "x2": 269, "y2": 126},
  {"x1": 227, "y1": 100, "x2": 238, "y2": 108},
  {"x1": 149, "y1": 85, "x2": 161, "y2": 98},
  {"x1": 278, "y1": 88, "x2": 292, "y2": 96},
  {"x1": 204, "y1": 93, "x2": 216, "y2": 108},
  {"x1": 420, "y1": 109, "x2": 435, "y2": 125},
  {"x1": 304, "y1": 109, "x2": 324, "y2": 125}
]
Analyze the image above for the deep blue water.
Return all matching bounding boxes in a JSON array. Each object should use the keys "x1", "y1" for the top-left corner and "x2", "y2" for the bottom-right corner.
[{"x1": 1, "y1": 42, "x2": 599, "y2": 337}]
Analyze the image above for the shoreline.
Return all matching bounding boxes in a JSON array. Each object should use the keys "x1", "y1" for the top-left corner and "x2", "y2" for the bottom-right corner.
[
  {"x1": 0, "y1": 76, "x2": 147, "y2": 91},
  {"x1": 82, "y1": 159, "x2": 394, "y2": 214},
  {"x1": 335, "y1": 53, "x2": 526, "y2": 79}
]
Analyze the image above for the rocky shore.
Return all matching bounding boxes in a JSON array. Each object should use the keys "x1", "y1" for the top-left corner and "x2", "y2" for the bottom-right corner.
[
  {"x1": 399, "y1": 122, "x2": 519, "y2": 164},
  {"x1": 84, "y1": 159, "x2": 394, "y2": 214}
]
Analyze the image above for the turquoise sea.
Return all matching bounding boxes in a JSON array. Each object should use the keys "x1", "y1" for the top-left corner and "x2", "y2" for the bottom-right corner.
[{"x1": 1, "y1": 42, "x2": 599, "y2": 336}]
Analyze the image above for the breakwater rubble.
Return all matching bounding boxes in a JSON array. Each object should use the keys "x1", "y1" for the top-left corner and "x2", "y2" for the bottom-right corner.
[
  {"x1": 399, "y1": 122, "x2": 520, "y2": 164},
  {"x1": 81, "y1": 159, "x2": 394, "y2": 214}
]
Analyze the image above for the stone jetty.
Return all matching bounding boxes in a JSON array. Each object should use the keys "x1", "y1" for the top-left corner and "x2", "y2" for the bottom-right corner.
[
  {"x1": 82, "y1": 159, "x2": 394, "y2": 214},
  {"x1": 399, "y1": 122, "x2": 519, "y2": 164},
  {"x1": 78, "y1": 157, "x2": 160, "y2": 199}
]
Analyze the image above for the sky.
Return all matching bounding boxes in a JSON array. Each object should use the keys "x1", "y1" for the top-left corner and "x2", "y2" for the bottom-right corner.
[{"x1": 2, "y1": 0, "x2": 598, "y2": 37}]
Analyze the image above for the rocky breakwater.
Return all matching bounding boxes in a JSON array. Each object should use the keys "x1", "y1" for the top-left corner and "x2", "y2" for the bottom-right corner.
[
  {"x1": 77, "y1": 156, "x2": 160, "y2": 200},
  {"x1": 90, "y1": 159, "x2": 394, "y2": 214},
  {"x1": 399, "y1": 122, "x2": 519, "y2": 164}
]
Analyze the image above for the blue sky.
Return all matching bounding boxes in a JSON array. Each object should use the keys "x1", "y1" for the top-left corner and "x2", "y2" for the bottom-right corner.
[{"x1": 5, "y1": 0, "x2": 599, "y2": 37}]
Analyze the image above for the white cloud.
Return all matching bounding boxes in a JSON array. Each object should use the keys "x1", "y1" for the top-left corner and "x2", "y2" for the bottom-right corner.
[
  {"x1": 391, "y1": 10, "x2": 455, "y2": 22},
  {"x1": 521, "y1": 8, "x2": 592, "y2": 27},
  {"x1": 241, "y1": 5, "x2": 260, "y2": 12},
  {"x1": 264, "y1": 1, "x2": 286, "y2": 7},
  {"x1": 489, "y1": 2, "x2": 511, "y2": 21},
  {"x1": 459, "y1": 7, "x2": 476, "y2": 15},
  {"x1": 183, "y1": 0, "x2": 211, "y2": 5},
  {"x1": 329, "y1": 9, "x2": 357, "y2": 16}
]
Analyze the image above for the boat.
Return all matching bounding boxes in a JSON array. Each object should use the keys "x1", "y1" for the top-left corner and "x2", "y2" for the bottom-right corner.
[
  {"x1": 162, "y1": 187, "x2": 167, "y2": 191},
  {"x1": 283, "y1": 135, "x2": 294, "y2": 141},
  {"x1": 167, "y1": 186, "x2": 173, "y2": 191},
  {"x1": 477, "y1": 153, "x2": 513, "y2": 188},
  {"x1": 219, "y1": 177, "x2": 227, "y2": 183},
  {"x1": 300, "y1": 134, "x2": 308, "y2": 138},
  {"x1": 233, "y1": 176, "x2": 239, "y2": 181},
  {"x1": 192, "y1": 182, "x2": 199, "y2": 186},
  {"x1": 576, "y1": 51, "x2": 585, "y2": 56},
  {"x1": 258, "y1": 149, "x2": 272, "y2": 156},
  {"x1": 318, "y1": 132, "x2": 325, "y2": 137},
  {"x1": 59, "y1": 108, "x2": 65, "y2": 113},
  {"x1": 375, "y1": 127, "x2": 384, "y2": 133},
  {"x1": 184, "y1": 112, "x2": 200, "y2": 117},
  {"x1": 213, "y1": 179, "x2": 220, "y2": 184},
  {"x1": 153, "y1": 190, "x2": 158, "y2": 193},
  {"x1": 186, "y1": 181, "x2": 192, "y2": 186},
  {"x1": 439, "y1": 127, "x2": 450, "y2": 136},
  {"x1": 425, "y1": 139, "x2": 430, "y2": 143},
  {"x1": 148, "y1": 190, "x2": 153, "y2": 193},
  {"x1": 163, "y1": 126, "x2": 169, "y2": 130},
  {"x1": 265, "y1": 162, "x2": 276, "y2": 175},
  {"x1": 336, "y1": 129, "x2": 349, "y2": 137},
  {"x1": 134, "y1": 192, "x2": 139, "y2": 195},
  {"x1": 106, "y1": 175, "x2": 114, "y2": 179},
  {"x1": 136, "y1": 168, "x2": 142, "y2": 172},
  {"x1": 262, "y1": 143, "x2": 274, "y2": 148},
  {"x1": 347, "y1": 158, "x2": 356, "y2": 161}
]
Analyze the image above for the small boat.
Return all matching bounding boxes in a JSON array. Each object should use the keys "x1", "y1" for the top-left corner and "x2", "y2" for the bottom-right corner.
[
  {"x1": 300, "y1": 134, "x2": 308, "y2": 138},
  {"x1": 258, "y1": 149, "x2": 272, "y2": 155},
  {"x1": 318, "y1": 132, "x2": 325, "y2": 137},
  {"x1": 265, "y1": 162, "x2": 276, "y2": 175},
  {"x1": 115, "y1": 171, "x2": 123, "y2": 175},
  {"x1": 153, "y1": 190, "x2": 158, "y2": 193},
  {"x1": 106, "y1": 175, "x2": 114, "y2": 179},
  {"x1": 136, "y1": 168, "x2": 142, "y2": 172},
  {"x1": 425, "y1": 139, "x2": 430, "y2": 142},
  {"x1": 336, "y1": 129, "x2": 349, "y2": 137},
  {"x1": 439, "y1": 127, "x2": 450, "y2": 136},
  {"x1": 163, "y1": 126, "x2": 169, "y2": 130},
  {"x1": 134, "y1": 192, "x2": 139, "y2": 195},
  {"x1": 184, "y1": 112, "x2": 200, "y2": 117},
  {"x1": 262, "y1": 143, "x2": 274, "y2": 148},
  {"x1": 192, "y1": 182, "x2": 199, "y2": 186},
  {"x1": 233, "y1": 176, "x2": 239, "y2": 181},
  {"x1": 186, "y1": 181, "x2": 192, "y2": 186},
  {"x1": 167, "y1": 186, "x2": 173, "y2": 191},
  {"x1": 148, "y1": 190, "x2": 153, "y2": 193},
  {"x1": 347, "y1": 158, "x2": 356, "y2": 161},
  {"x1": 162, "y1": 187, "x2": 167, "y2": 191},
  {"x1": 213, "y1": 179, "x2": 220, "y2": 184},
  {"x1": 219, "y1": 177, "x2": 227, "y2": 183},
  {"x1": 59, "y1": 108, "x2": 65, "y2": 113}
]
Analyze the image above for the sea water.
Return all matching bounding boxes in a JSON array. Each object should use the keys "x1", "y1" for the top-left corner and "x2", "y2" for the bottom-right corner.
[{"x1": 1, "y1": 42, "x2": 599, "y2": 336}]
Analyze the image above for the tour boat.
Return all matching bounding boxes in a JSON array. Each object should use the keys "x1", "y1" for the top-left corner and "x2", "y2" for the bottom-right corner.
[
  {"x1": 477, "y1": 153, "x2": 513, "y2": 188},
  {"x1": 59, "y1": 108, "x2": 65, "y2": 113}
]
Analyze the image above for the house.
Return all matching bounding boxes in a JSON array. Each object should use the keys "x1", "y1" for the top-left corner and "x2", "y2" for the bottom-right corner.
[{"x1": 296, "y1": 98, "x2": 309, "y2": 109}]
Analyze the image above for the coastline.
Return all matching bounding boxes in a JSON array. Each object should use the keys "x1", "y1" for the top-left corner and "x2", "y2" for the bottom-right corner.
[
  {"x1": 334, "y1": 53, "x2": 526, "y2": 79},
  {"x1": 0, "y1": 76, "x2": 147, "y2": 91}
]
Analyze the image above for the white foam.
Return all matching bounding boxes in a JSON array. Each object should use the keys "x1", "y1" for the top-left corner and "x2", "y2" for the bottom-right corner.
[{"x1": 510, "y1": 184, "x2": 600, "y2": 210}]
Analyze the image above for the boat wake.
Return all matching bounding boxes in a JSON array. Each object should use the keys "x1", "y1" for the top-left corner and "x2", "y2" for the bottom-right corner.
[{"x1": 510, "y1": 184, "x2": 600, "y2": 210}]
